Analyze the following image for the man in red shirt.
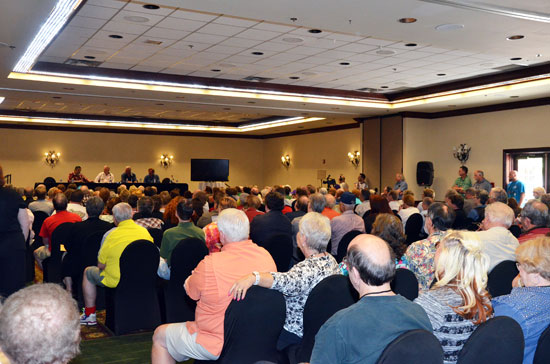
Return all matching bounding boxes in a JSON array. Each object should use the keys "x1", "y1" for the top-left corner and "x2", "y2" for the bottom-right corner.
[
  {"x1": 151, "y1": 208, "x2": 276, "y2": 363},
  {"x1": 34, "y1": 193, "x2": 81, "y2": 267},
  {"x1": 67, "y1": 165, "x2": 89, "y2": 183},
  {"x1": 518, "y1": 200, "x2": 550, "y2": 243}
]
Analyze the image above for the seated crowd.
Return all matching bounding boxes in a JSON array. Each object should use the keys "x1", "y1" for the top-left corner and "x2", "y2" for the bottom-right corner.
[{"x1": 1, "y1": 164, "x2": 550, "y2": 364}]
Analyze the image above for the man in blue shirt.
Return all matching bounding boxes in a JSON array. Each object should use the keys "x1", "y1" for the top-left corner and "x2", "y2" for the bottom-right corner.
[
  {"x1": 393, "y1": 173, "x2": 408, "y2": 199},
  {"x1": 506, "y1": 170, "x2": 525, "y2": 206},
  {"x1": 144, "y1": 168, "x2": 160, "y2": 184},
  {"x1": 310, "y1": 235, "x2": 432, "y2": 364},
  {"x1": 120, "y1": 166, "x2": 137, "y2": 183}
]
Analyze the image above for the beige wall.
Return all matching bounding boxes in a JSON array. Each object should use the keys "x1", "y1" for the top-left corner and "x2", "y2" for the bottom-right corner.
[
  {"x1": 403, "y1": 105, "x2": 550, "y2": 199},
  {"x1": 263, "y1": 126, "x2": 362, "y2": 189},
  {"x1": 0, "y1": 128, "x2": 264, "y2": 190}
]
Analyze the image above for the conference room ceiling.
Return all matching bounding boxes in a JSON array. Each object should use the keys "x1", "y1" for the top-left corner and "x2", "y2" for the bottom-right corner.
[{"x1": 0, "y1": 0, "x2": 549, "y2": 135}]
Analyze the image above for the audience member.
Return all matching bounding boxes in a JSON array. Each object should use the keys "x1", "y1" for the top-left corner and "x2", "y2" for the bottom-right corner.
[
  {"x1": 286, "y1": 195, "x2": 308, "y2": 222},
  {"x1": 508, "y1": 197, "x2": 522, "y2": 218},
  {"x1": 447, "y1": 193, "x2": 468, "y2": 230},
  {"x1": 310, "y1": 234, "x2": 432, "y2": 364},
  {"x1": 468, "y1": 189, "x2": 489, "y2": 222},
  {"x1": 94, "y1": 165, "x2": 115, "y2": 183},
  {"x1": 506, "y1": 170, "x2": 526, "y2": 207},
  {"x1": 0, "y1": 284, "x2": 80, "y2": 364},
  {"x1": 243, "y1": 194, "x2": 264, "y2": 223},
  {"x1": 386, "y1": 190, "x2": 400, "y2": 211},
  {"x1": 0, "y1": 165, "x2": 31, "y2": 297},
  {"x1": 463, "y1": 187, "x2": 478, "y2": 216},
  {"x1": 533, "y1": 186, "x2": 546, "y2": 200},
  {"x1": 355, "y1": 189, "x2": 371, "y2": 217},
  {"x1": 68, "y1": 165, "x2": 89, "y2": 183},
  {"x1": 35, "y1": 193, "x2": 82, "y2": 268},
  {"x1": 518, "y1": 199, "x2": 550, "y2": 243},
  {"x1": 541, "y1": 193, "x2": 550, "y2": 210},
  {"x1": 22, "y1": 187, "x2": 34, "y2": 206},
  {"x1": 417, "y1": 188, "x2": 435, "y2": 213},
  {"x1": 473, "y1": 170, "x2": 492, "y2": 193},
  {"x1": 405, "y1": 202, "x2": 455, "y2": 291},
  {"x1": 489, "y1": 187, "x2": 508, "y2": 204},
  {"x1": 250, "y1": 191, "x2": 292, "y2": 248},
  {"x1": 80, "y1": 203, "x2": 153, "y2": 325},
  {"x1": 230, "y1": 212, "x2": 340, "y2": 350},
  {"x1": 203, "y1": 197, "x2": 237, "y2": 254},
  {"x1": 63, "y1": 189, "x2": 88, "y2": 220},
  {"x1": 355, "y1": 173, "x2": 367, "y2": 190},
  {"x1": 372, "y1": 213, "x2": 408, "y2": 268},
  {"x1": 151, "y1": 209, "x2": 276, "y2": 363},
  {"x1": 322, "y1": 194, "x2": 340, "y2": 220},
  {"x1": 452, "y1": 166, "x2": 472, "y2": 195},
  {"x1": 476, "y1": 202, "x2": 519, "y2": 271},
  {"x1": 393, "y1": 173, "x2": 408, "y2": 199},
  {"x1": 28, "y1": 184, "x2": 54, "y2": 215},
  {"x1": 163, "y1": 196, "x2": 184, "y2": 230},
  {"x1": 493, "y1": 236, "x2": 550, "y2": 364},
  {"x1": 134, "y1": 196, "x2": 164, "y2": 229},
  {"x1": 415, "y1": 230, "x2": 492, "y2": 364},
  {"x1": 398, "y1": 194, "x2": 420, "y2": 227},
  {"x1": 330, "y1": 192, "x2": 365, "y2": 255},
  {"x1": 121, "y1": 166, "x2": 137, "y2": 183},
  {"x1": 363, "y1": 195, "x2": 393, "y2": 234}
]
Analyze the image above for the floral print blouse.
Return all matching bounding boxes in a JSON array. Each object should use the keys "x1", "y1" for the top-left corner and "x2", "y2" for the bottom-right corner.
[{"x1": 404, "y1": 231, "x2": 445, "y2": 291}]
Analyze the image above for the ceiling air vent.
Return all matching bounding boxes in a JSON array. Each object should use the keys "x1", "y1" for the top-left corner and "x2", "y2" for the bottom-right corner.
[
  {"x1": 144, "y1": 39, "x2": 163, "y2": 45},
  {"x1": 65, "y1": 58, "x2": 102, "y2": 67},
  {"x1": 242, "y1": 76, "x2": 274, "y2": 82}
]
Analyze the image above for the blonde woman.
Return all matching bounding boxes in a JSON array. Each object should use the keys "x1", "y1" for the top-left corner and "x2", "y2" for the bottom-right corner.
[
  {"x1": 493, "y1": 236, "x2": 550, "y2": 364},
  {"x1": 415, "y1": 230, "x2": 493, "y2": 364}
]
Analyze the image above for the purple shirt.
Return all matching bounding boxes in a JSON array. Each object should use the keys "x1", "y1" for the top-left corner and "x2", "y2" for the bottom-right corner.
[{"x1": 330, "y1": 210, "x2": 365, "y2": 255}]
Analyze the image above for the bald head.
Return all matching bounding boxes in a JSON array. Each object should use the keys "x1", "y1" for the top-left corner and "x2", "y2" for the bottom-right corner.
[{"x1": 347, "y1": 234, "x2": 395, "y2": 286}]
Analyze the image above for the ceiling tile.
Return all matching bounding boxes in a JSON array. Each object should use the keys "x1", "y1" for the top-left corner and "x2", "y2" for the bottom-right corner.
[
  {"x1": 170, "y1": 10, "x2": 219, "y2": 22},
  {"x1": 130, "y1": 65, "x2": 166, "y2": 72},
  {"x1": 393, "y1": 51, "x2": 432, "y2": 60},
  {"x1": 298, "y1": 56, "x2": 335, "y2": 65},
  {"x1": 317, "y1": 49, "x2": 357, "y2": 60},
  {"x1": 336, "y1": 43, "x2": 378, "y2": 53},
  {"x1": 253, "y1": 58, "x2": 289, "y2": 67},
  {"x1": 237, "y1": 28, "x2": 281, "y2": 41},
  {"x1": 199, "y1": 23, "x2": 246, "y2": 37},
  {"x1": 307, "y1": 38, "x2": 348, "y2": 49},
  {"x1": 69, "y1": 15, "x2": 108, "y2": 29},
  {"x1": 254, "y1": 42, "x2": 298, "y2": 52},
  {"x1": 77, "y1": 4, "x2": 120, "y2": 20},
  {"x1": 102, "y1": 20, "x2": 151, "y2": 35},
  {"x1": 111, "y1": 10, "x2": 166, "y2": 26},
  {"x1": 134, "y1": 35, "x2": 176, "y2": 48},
  {"x1": 85, "y1": 30, "x2": 138, "y2": 49},
  {"x1": 252, "y1": 22, "x2": 295, "y2": 33},
  {"x1": 170, "y1": 41, "x2": 211, "y2": 51},
  {"x1": 218, "y1": 37, "x2": 263, "y2": 48},
  {"x1": 122, "y1": 2, "x2": 174, "y2": 16},
  {"x1": 143, "y1": 27, "x2": 190, "y2": 40},
  {"x1": 213, "y1": 16, "x2": 259, "y2": 28},
  {"x1": 358, "y1": 38, "x2": 396, "y2": 46},
  {"x1": 156, "y1": 17, "x2": 206, "y2": 32},
  {"x1": 396, "y1": 59, "x2": 433, "y2": 68},
  {"x1": 205, "y1": 44, "x2": 246, "y2": 55},
  {"x1": 183, "y1": 32, "x2": 227, "y2": 45},
  {"x1": 347, "y1": 53, "x2": 382, "y2": 62},
  {"x1": 98, "y1": 62, "x2": 132, "y2": 69},
  {"x1": 325, "y1": 33, "x2": 364, "y2": 42},
  {"x1": 86, "y1": 0, "x2": 126, "y2": 9},
  {"x1": 283, "y1": 45, "x2": 324, "y2": 56}
]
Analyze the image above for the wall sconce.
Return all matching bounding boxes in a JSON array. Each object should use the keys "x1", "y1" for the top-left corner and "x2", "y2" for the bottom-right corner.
[
  {"x1": 348, "y1": 151, "x2": 360, "y2": 167},
  {"x1": 160, "y1": 154, "x2": 174, "y2": 168},
  {"x1": 44, "y1": 150, "x2": 60, "y2": 167},
  {"x1": 281, "y1": 154, "x2": 291, "y2": 167},
  {"x1": 453, "y1": 144, "x2": 471, "y2": 164}
]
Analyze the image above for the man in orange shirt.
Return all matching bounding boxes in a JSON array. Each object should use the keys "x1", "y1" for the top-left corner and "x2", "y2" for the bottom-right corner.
[{"x1": 151, "y1": 208, "x2": 276, "y2": 363}]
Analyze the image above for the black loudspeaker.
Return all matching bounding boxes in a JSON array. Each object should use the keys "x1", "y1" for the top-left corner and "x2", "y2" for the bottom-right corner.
[{"x1": 417, "y1": 161, "x2": 434, "y2": 186}]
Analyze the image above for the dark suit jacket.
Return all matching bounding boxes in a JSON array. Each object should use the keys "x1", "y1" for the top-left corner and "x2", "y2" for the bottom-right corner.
[
  {"x1": 250, "y1": 210, "x2": 292, "y2": 248},
  {"x1": 285, "y1": 210, "x2": 306, "y2": 223}
]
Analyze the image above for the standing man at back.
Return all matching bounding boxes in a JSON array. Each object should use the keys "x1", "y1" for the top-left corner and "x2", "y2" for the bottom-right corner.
[
  {"x1": 506, "y1": 170, "x2": 526, "y2": 206},
  {"x1": 310, "y1": 235, "x2": 432, "y2": 364}
]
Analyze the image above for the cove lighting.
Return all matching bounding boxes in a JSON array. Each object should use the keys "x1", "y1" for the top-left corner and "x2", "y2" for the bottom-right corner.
[
  {"x1": 13, "y1": 0, "x2": 83, "y2": 73},
  {"x1": 0, "y1": 115, "x2": 325, "y2": 133}
]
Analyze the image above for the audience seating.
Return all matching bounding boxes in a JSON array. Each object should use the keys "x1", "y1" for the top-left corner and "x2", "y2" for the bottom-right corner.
[
  {"x1": 533, "y1": 324, "x2": 550, "y2": 364},
  {"x1": 391, "y1": 268, "x2": 419, "y2": 301},
  {"x1": 487, "y1": 260, "x2": 518, "y2": 298},
  {"x1": 509, "y1": 225, "x2": 521, "y2": 238},
  {"x1": 376, "y1": 329, "x2": 443, "y2": 364},
  {"x1": 335, "y1": 230, "x2": 363, "y2": 263},
  {"x1": 105, "y1": 240, "x2": 161, "y2": 335},
  {"x1": 26, "y1": 211, "x2": 49, "y2": 283},
  {"x1": 76, "y1": 231, "x2": 108, "y2": 307},
  {"x1": 43, "y1": 222, "x2": 74, "y2": 284},
  {"x1": 164, "y1": 238, "x2": 208, "y2": 323},
  {"x1": 196, "y1": 286, "x2": 286, "y2": 364},
  {"x1": 264, "y1": 234, "x2": 293, "y2": 272},
  {"x1": 456, "y1": 316, "x2": 524, "y2": 364},
  {"x1": 286, "y1": 274, "x2": 358, "y2": 364},
  {"x1": 404, "y1": 213, "x2": 424, "y2": 246},
  {"x1": 147, "y1": 228, "x2": 163, "y2": 248}
]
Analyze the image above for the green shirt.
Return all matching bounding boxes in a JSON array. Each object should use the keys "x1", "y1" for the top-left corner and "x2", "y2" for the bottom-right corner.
[
  {"x1": 160, "y1": 221, "x2": 205, "y2": 266},
  {"x1": 453, "y1": 176, "x2": 472, "y2": 190}
]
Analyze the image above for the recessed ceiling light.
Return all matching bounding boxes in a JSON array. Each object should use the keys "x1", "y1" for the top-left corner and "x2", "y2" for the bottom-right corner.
[
  {"x1": 289, "y1": 76, "x2": 300, "y2": 79},
  {"x1": 156, "y1": 103, "x2": 164, "y2": 106},
  {"x1": 251, "y1": 51, "x2": 264, "y2": 55},
  {"x1": 437, "y1": 73, "x2": 446, "y2": 76},
  {"x1": 143, "y1": 4, "x2": 160, "y2": 10},
  {"x1": 223, "y1": 108, "x2": 231, "y2": 110},
  {"x1": 404, "y1": 43, "x2": 417, "y2": 47},
  {"x1": 339, "y1": 62, "x2": 350, "y2": 66},
  {"x1": 398, "y1": 18, "x2": 417, "y2": 23},
  {"x1": 435, "y1": 24, "x2": 464, "y2": 31},
  {"x1": 510, "y1": 57, "x2": 522, "y2": 61},
  {"x1": 124, "y1": 15, "x2": 150, "y2": 23},
  {"x1": 376, "y1": 49, "x2": 396, "y2": 55},
  {"x1": 308, "y1": 29, "x2": 323, "y2": 34},
  {"x1": 507, "y1": 35, "x2": 525, "y2": 40},
  {"x1": 52, "y1": 96, "x2": 62, "y2": 99},
  {"x1": 282, "y1": 37, "x2": 304, "y2": 43},
  {"x1": 211, "y1": 69, "x2": 221, "y2": 72},
  {"x1": 536, "y1": 54, "x2": 542, "y2": 58},
  {"x1": 380, "y1": 86, "x2": 389, "y2": 89},
  {"x1": 84, "y1": 55, "x2": 95, "y2": 59},
  {"x1": 301, "y1": 71, "x2": 317, "y2": 76},
  {"x1": 109, "y1": 34, "x2": 123, "y2": 39},
  {"x1": 510, "y1": 95, "x2": 520, "y2": 98}
]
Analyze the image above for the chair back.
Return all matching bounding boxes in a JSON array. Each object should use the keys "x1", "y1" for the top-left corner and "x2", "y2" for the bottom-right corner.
[
  {"x1": 43, "y1": 177, "x2": 56, "y2": 185},
  {"x1": 297, "y1": 275, "x2": 358, "y2": 363},
  {"x1": 32, "y1": 211, "x2": 49, "y2": 238},
  {"x1": 509, "y1": 225, "x2": 521, "y2": 238},
  {"x1": 336, "y1": 230, "x2": 363, "y2": 263},
  {"x1": 264, "y1": 234, "x2": 293, "y2": 272},
  {"x1": 487, "y1": 260, "x2": 518, "y2": 298},
  {"x1": 165, "y1": 238, "x2": 209, "y2": 323},
  {"x1": 105, "y1": 239, "x2": 161, "y2": 335},
  {"x1": 148, "y1": 228, "x2": 163, "y2": 248},
  {"x1": 405, "y1": 213, "x2": 424, "y2": 245},
  {"x1": 197, "y1": 287, "x2": 286, "y2": 364},
  {"x1": 533, "y1": 324, "x2": 550, "y2": 364},
  {"x1": 81, "y1": 231, "x2": 106, "y2": 270},
  {"x1": 44, "y1": 222, "x2": 74, "y2": 283},
  {"x1": 457, "y1": 316, "x2": 524, "y2": 364},
  {"x1": 391, "y1": 268, "x2": 419, "y2": 301},
  {"x1": 376, "y1": 329, "x2": 443, "y2": 364}
]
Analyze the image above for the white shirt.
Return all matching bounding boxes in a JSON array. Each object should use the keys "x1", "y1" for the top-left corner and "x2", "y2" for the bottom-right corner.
[
  {"x1": 355, "y1": 201, "x2": 371, "y2": 217},
  {"x1": 94, "y1": 172, "x2": 115, "y2": 183},
  {"x1": 53, "y1": 203, "x2": 88, "y2": 221},
  {"x1": 475, "y1": 226, "x2": 519, "y2": 271},
  {"x1": 389, "y1": 200, "x2": 400, "y2": 211},
  {"x1": 398, "y1": 206, "x2": 420, "y2": 228}
]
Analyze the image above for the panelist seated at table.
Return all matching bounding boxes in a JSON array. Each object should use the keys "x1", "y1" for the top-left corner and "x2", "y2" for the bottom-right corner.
[
  {"x1": 144, "y1": 168, "x2": 160, "y2": 184},
  {"x1": 121, "y1": 166, "x2": 138, "y2": 183},
  {"x1": 94, "y1": 165, "x2": 115, "y2": 183},
  {"x1": 68, "y1": 166, "x2": 90, "y2": 183}
]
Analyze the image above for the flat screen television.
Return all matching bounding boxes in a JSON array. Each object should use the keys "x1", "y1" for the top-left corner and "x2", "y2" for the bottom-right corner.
[{"x1": 190, "y1": 159, "x2": 229, "y2": 181}]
